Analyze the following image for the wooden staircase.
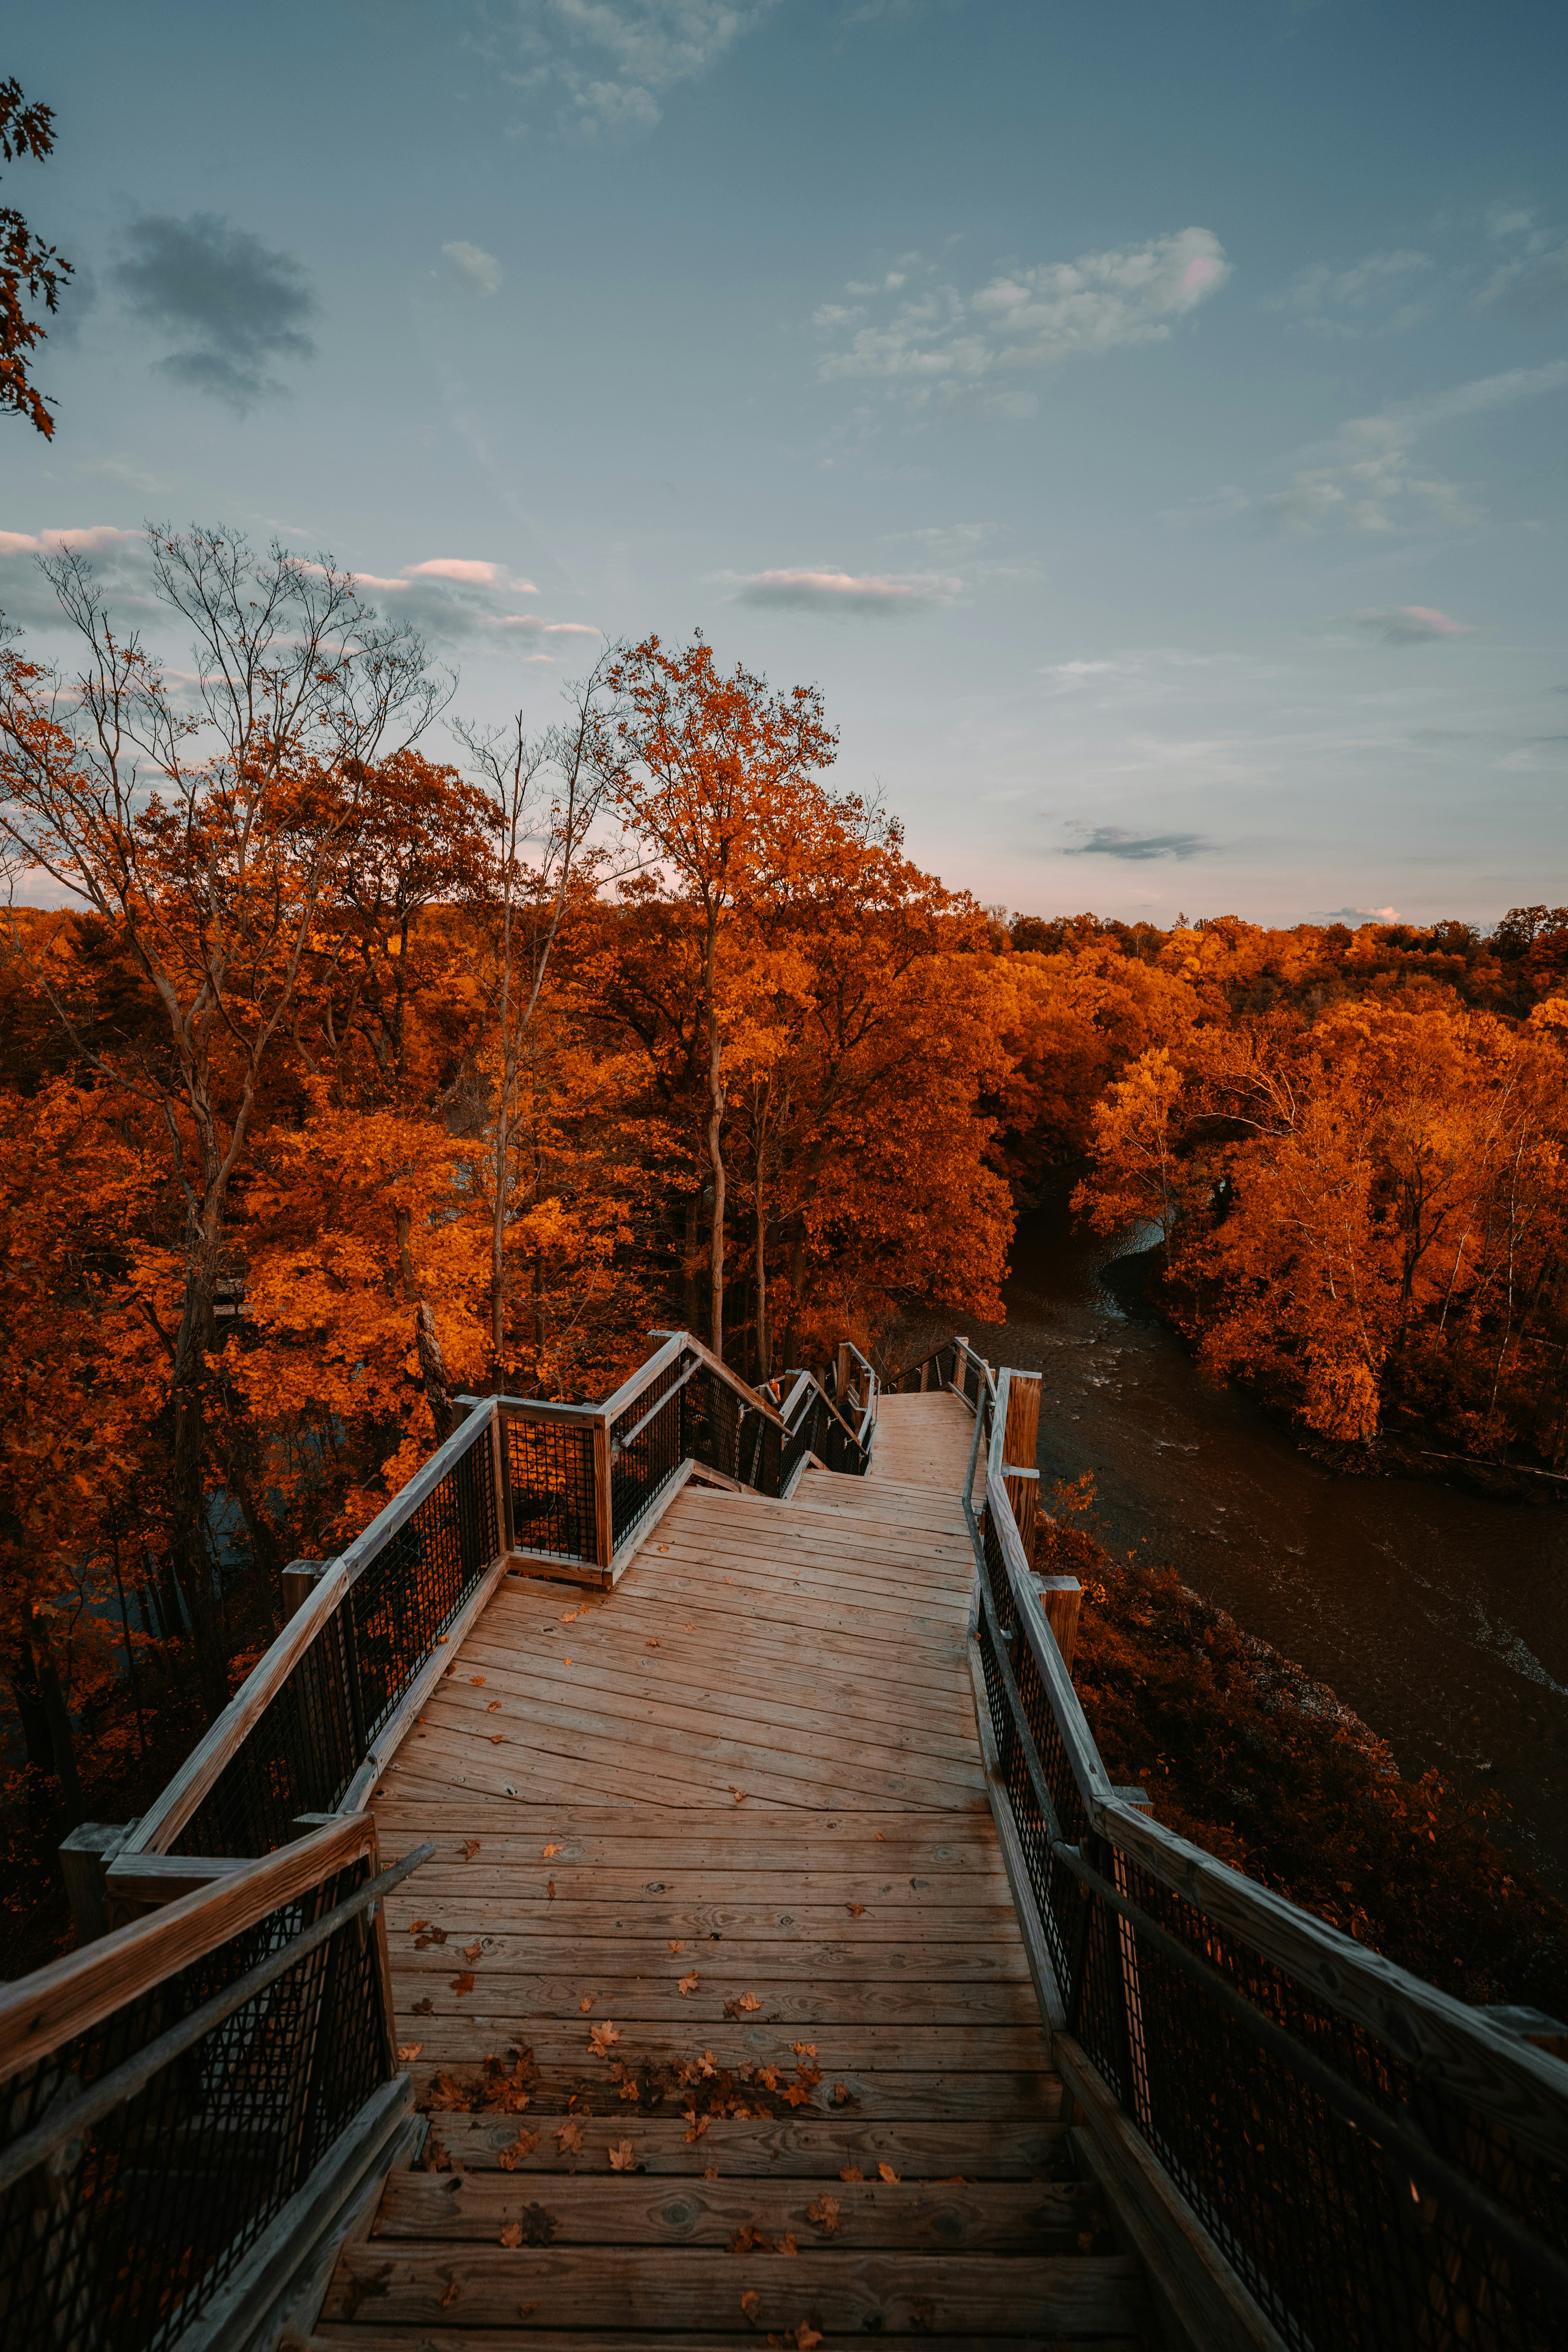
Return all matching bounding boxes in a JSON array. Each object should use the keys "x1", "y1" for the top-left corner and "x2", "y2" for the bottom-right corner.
[{"x1": 289, "y1": 1391, "x2": 1151, "y2": 2347}]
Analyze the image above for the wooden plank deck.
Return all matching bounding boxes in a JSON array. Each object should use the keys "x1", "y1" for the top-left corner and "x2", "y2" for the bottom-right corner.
[
  {"x1": 868, "y1": 1388, "x2": 982, "y2": 1498},
  {"x1": 312, "y1": 1397, "x2": 1148, "y2": 2347}
]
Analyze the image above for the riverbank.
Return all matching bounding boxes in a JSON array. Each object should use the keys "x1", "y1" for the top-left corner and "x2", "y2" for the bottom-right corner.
[
  {"x1": 1041, "y1": 1499, "x2": 1568, "y2": 2012},
  {"x1": 1102, "y1": 1242, "x2": 1568, "y2": 1505},
  {"x1": 890, "y1": 1193, "x2": 1568, "y2": 1901}
]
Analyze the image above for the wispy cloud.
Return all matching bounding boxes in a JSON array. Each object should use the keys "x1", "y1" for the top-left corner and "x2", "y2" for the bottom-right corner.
[
  {"x1": 728, "y1": 566, "x2": 958, "y2": 614},
  {"x1": 1063, "y1": 823, "x2": 1214, "y2": 860},
  {"x1": 1268, "y1": 247, "x2": 1434, "y2": 338},
  {"x1": 1474, "y1": 204, "x2": 1568, "y2": 319},
  {"x1": 442, "y1": 241, "x2": 503, "y2": 297},
  {"x1": 112, "y1": 213, "x2": 318, "y2": 412},
  {"x1": 1347, "y1": 606, "x2": 1474, "y2": 645},
  {"x1": 1307, "y1": 906, "x2": 1402, "y2": 925},
  {"x1": 814, "y1": 227, "x2": 1230, "y2": 415},
  {"x1": 1170, "y1": 358, "x2": 1568, "y2": 537},
  {"x1": 347, "y1": 555, "x2": 596, "y2": 653},
  {"x1": 0, "y1": 525, "x2": 141, "y2": 557},
  {"x1": 504, "y1": 2, "x2": 776, "y2": 139}
]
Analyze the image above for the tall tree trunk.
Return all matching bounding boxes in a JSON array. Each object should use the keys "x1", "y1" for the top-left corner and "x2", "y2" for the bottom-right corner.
[
  {"x1": 417, "y1": 1300, "x2": 455, "y2": 1443},
  {"x1": 2, "y1": 1644, "x2": 56, "y2": 1772},
  {"x1": 170, "y1": 1226, "x2": 228, "y2": 1721},
  {"x1": 753, "y1": 1093, "x2": 771, "y2": 1384},
  {"x1": 395, "y1": 1205, "x2": 418, "y2": 1303},
  {"x1": 705, "y1": 909, "x2": 726, "y2": 1359},
  {"x1": 30, "y1": 1621, "x2": 86, "y2": 1829}
]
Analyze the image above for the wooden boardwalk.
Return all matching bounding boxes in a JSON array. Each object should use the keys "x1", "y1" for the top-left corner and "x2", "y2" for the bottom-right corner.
[{"x1": 308, "y1": 1400, "x2": 1146, "y2": 2347}]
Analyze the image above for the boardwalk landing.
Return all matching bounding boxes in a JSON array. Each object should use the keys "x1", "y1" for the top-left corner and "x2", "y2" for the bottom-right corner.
[{"x1": 308, "y1": 1390, "x2": 1148, "y2": 2348}]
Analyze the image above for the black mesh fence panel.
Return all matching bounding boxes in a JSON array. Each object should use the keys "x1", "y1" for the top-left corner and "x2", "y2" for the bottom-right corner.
[
  {"x1": 505, "y1": 1413, "x2": 596, "y2": 1562},
  {"x1": 175, "y1": 1420, "x2": 499, "y2": 1857},
  {"x1": 0, "y1": 1858, "x2": 390, "y2": 2352},
  {"x1": 973, "y1": 1495, "x2": 1567, "y2": 2352}
]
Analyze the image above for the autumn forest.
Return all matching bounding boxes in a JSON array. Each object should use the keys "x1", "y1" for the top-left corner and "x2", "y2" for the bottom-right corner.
[{"x1": 3, "y1": 530, "x2": 1568, "y2": 1973}]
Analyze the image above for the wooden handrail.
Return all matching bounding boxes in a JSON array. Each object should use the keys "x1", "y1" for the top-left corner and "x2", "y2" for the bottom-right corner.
[
  {"x1": 0, "y1": 1815, "x2": 379, "y2": 2083},
  {"x1": 124, "y1": 1403, "x2": 501, "y2": 1859},
  {"x1": 645, "y1": 1330, "x2": 787, "y2": 1428},
  {"x1": 601, "y1": 1331, "x2": 687, "y2": 1421},
  {"x1": 979, "y1": 1467, "x2": 1568, "y2": 2169}
]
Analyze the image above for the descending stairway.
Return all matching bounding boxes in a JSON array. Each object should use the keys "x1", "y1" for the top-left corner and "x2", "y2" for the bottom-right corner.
[{"x1": 293, "y1": 1390, "x2": 1151, "y2": 2347}]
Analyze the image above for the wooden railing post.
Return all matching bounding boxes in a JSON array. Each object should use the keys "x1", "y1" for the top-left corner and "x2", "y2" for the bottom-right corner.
[
  {"x1": 282, "y1": 1559, "x2": 330, "y2": 1619},
  {"x1": 593, "y1": 1414, "x2": 613, "y2": 1571},
  {"x1": 1036, "y1": 1574, "x2": 1082, "y2": 1675},
  {"x1": 1002, "y1": 1369, "x2": 1041, "y2": 1555}
]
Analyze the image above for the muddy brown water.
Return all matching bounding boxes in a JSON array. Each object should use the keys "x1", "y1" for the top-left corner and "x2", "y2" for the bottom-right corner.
[{"x1": 900, "y1": 1195, "x2": 1568, "y2": 1901}]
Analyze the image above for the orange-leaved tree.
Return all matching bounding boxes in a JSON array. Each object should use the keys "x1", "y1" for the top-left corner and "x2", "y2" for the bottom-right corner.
[
  {"x1": 0, "y1": 529, "x2": 445, "y2": 1713},
  {"x1": 605, "y1": 632, "x2": 838, "y2": 1362}
]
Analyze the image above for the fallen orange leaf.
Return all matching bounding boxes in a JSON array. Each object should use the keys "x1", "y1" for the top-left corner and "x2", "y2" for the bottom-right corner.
[
  {"x1": 845, "y1": 1902, "x2": 865, "y2": 1917},
  {"x1": 741, "y1": 2291, "x2": 761, "y2": 2319},
  {"x1": 499, "y1": 2222, "x2": 522, "y2": 2248},
  {"x1": 542, "y1": 1843, "x2": 563, "y2": 1858},
  {"x1": 470, "y1": 1676, "x2": 486, "y2": 1686},
  {"x1": 451, "y1": 1971, "x2": 475, "y2": 1996},
  {"x1": 486, "y1": 1700, "x2": 501, "y2": 1713},
  {"x1": 608, "y1": 2138, "x2": 638, "y2": 2171},
  {"x1": 678, "y1": 1971, "x2": 700, "y2": 1995},
  {"x1": 579, "y1": 1995, "x2": 596, "y2": 2013},
  {"x1": 668, "y1": 1939, "x2": 685, "y2": 1954},
  {"x1": 460, "y1": 1840, "x2": 481, "y2": 1860},
  {"x1": 396, "y1": 2042, "x2": 423, "y2": 2062},
  {"x1": 877, "y1": 2161, "x2": 900, "y2": 2184}
]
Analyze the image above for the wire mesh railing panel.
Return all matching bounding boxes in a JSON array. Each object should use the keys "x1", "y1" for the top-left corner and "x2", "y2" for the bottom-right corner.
[
  {"x1": 175, "y1": 1422, "x2": 500, "y2": 1858},
  {"x1": 0, "y1": 1858, "x2": 389, "y2": 2352},
  {"x1": 506, "y1": 1413, "x2": 597, "y2": 1562},
  {"x1": 972, "y1": 1481, "x2": 1568, "y2": 2352},
  {"x1": 609, "y1": 1355, "x2": 690, "y2": 1547},
  {"x1": 1098, "y1": 1854, "x2": 1568, "y2": 2352}
]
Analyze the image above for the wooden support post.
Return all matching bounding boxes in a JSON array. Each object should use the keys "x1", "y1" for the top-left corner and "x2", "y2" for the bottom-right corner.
[
  {"x1": 1002, "y1": 1369, "x2": 1041, "y2": 1550},
  {"x1": 58, "y1": 1821, "x2": 137, "y2": 1947},
  {"x1": 283, "y1": 1559, "x2": 330, "y2": 1619},
  {"x1": 835, "y1": 1341, "x2": 852, "y2": 1407},
  {"x1": 1003, "y1": 1464, "x2": 1041, "y2": 1558},
  {"x1": 592, "y1": 1415, "x2": 613, "y2": 1573},
  {"x1": 1035, "y1": 1573, "x2": 1082, "y2": 1676}
]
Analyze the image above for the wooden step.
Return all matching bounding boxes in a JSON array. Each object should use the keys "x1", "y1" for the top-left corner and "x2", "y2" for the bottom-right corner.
[
  {"x1": 319, "y1": 2244, "x2": 1148, "y2": 2336},
  {"x1": 373, "y1": 2171, "x2": 1108, "y2": 2253},
  {"x1": 420, "y1": 2111, "x2": 1071, "y2": 2176}
]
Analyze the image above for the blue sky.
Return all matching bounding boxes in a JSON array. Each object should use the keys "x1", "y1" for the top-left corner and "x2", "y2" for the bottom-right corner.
[{"x1": 5, "y1": 0, "x2": 1566, "y2": 924}]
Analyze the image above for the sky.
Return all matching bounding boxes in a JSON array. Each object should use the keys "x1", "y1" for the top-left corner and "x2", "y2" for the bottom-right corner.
[{"x1": 4, "y1": 0, "x2": 1567, "y2": 927}]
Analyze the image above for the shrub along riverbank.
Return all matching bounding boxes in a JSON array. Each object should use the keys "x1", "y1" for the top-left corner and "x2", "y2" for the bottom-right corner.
[{"x1": 1036, "y1": 1485, "x2": 1568, "y2": 2015}]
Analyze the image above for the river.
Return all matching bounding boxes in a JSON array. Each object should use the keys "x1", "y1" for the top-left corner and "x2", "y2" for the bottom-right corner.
[{"x1": 904, "y1": 1194, "x2": 1568, "y2": 1901}]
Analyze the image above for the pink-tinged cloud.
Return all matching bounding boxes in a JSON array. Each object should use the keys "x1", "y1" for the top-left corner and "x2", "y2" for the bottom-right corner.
[
  {"x1": 490, "y1": 613, "x2": 601, "y2": 637},
  {"x1": 406, "y1": 557, "x2": 503, "y2": 584},
  {"x1": 0, "y1": 525, "x2": 142, "y2": 555},
  {"x1": 733, "y1": 568, "x2": 958, "y2": 615},
  {"x1": 1182, "y1": 254, "x2": 1222, "y2": 295},
  {"x1": 1349, "y1": 605, "x2": 1475, "y2": 644}
]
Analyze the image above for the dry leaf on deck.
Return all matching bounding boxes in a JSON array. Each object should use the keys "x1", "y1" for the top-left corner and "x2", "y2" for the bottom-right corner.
[
  {"x1": 496, "y1": 2127, "x2": 540, "y2": 2170},
  {"x1": 560, "y1": 1607, "x2": 580, "y2": 1622},
  {"x1": 451, "y1": 1971, "x2": 476, "y2": 1996},
  {"x1": 684, "y1": 2108, "x2": 710, "y2": 2142},
  {"x1": 547, "y1": 1879, "x2": 557, "y2": 1900},
  {"x1": 608, "y1": 2139, "x2": 638, "y2": 2171},
  {"x1": 796, "y1": 2327, "x2": 823, "y2": 2350},
  {"x1": 490, "y1": 1734, "x2": 506, "y2": 1744},
  {"x1": 555, "y1": 2119, "x2": 585, "y2": 2155},
  {"x1": 460, "y1": 1840, "x2": 481, "y2": 1859},
  {"x1": 730, "y1": 2222, "x2": 772, "y2": 2254},
  {"x1": 470, "y1": 1676, "x2": 486, "y2": 1686},
  {"x1": 874, "y1": 1831, "x2": 886, "y2": 1842},
  {"x1": 724, "y1": 1991, "x2": 762, "y2": 2018},
  {"x1": 645, "y1": 1637, "x2": 660, "y2": 1649},
  {"x1": 425, "y1": 2073, "x2": 470, "y2": 2113},
  {"x1": 678, "y1": 1971, "x2": 700, "y2": 1996},
  {"x1": 414, "y1": 1925, "x2": 448, "y2": 1947},
  {"x1": 499, "y1": 2222, "x2": 523, "y2": 2248},
  {"x1": 396, "y1": 2042, "x2": 423, "y2": 2062},
  {"x1": 839, "y1": 2166, "x2": 864, "y2": 2182},
  {"x1": 440, "y1": 2279, "x2": 460, "y2": 2309},
  {"x1": 877, "y1": 2162, "x2": 900, "y2": 2184},
  {"x1": 668, "y1": 1939, "x2": 685, "y2": 1954},
  {"x1": 486, "y1": 1700, "x2": 501, "y2": 1713},
  {"x1": 731, "y1": 1788, "x2": 747, "y2": 1804},
  {"x1": 741, "y1": 2291, "x2": 761, "y2": 2321},
  {"x1": 704, "y1": 2162, "x2": 720, "y2": 2179},
  {"x1": 779, "y1": 2232, "x2": 799, "y2": 2255},
  {"x1": 831, "y1": 2084, "x2": 852, "y2": 2106},
  {"x1": 805, "y1": 2194, "x2": 840, "y2": 2235},
  {"x1": 412, "y1": 1996, "x2": 433, "y2": 2016},
  {"x1": 463, "y1": 1942, "x2": 484, "y2": 1962},
  {"x1": 845, "y1": 1902, "x2": 865, "y2": 1917},
  {"x1": 579, "y1": 1995, "x2": 596, "y2": 2013},
  {"x1": 588, "y1": 2021, "x2": 621, "y2": 2057},
  {"x1": 542, "y1": 1843, "x2": 563, "y2": 1858},
  {"x1": 791, "y1": 2042, "x2": 818, "y2": 2059},
  {"x1": 409, "y1": 1919, "x2": 428, "y2": 1934}
]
